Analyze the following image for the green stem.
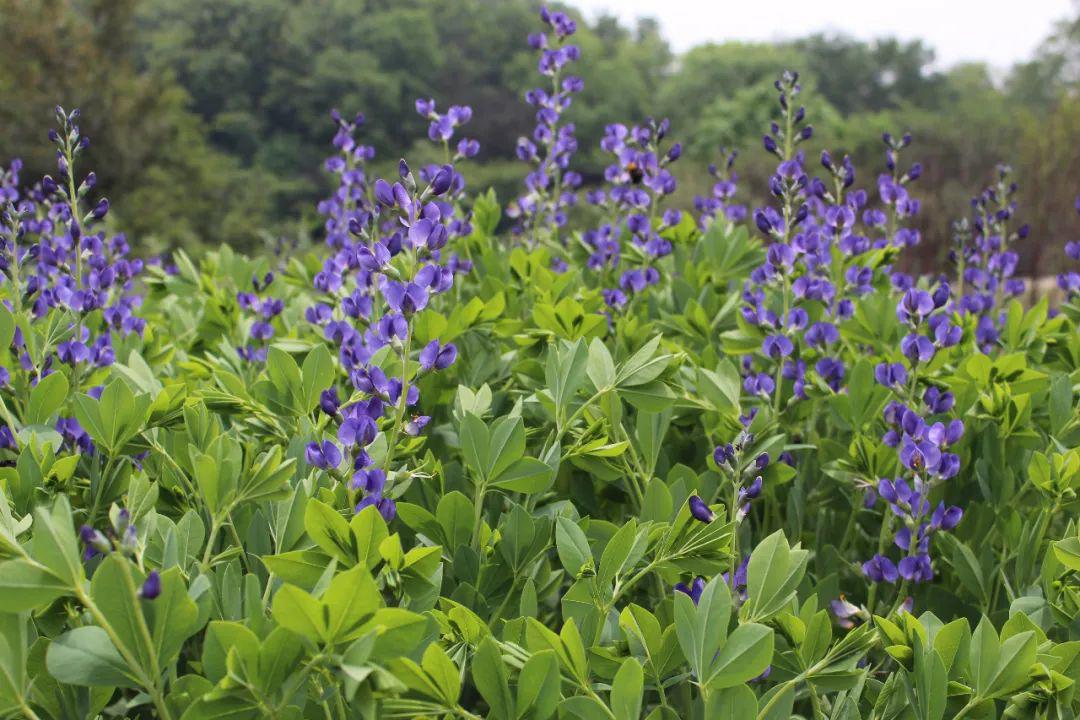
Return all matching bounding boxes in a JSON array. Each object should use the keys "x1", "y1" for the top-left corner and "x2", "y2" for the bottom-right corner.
[
  {"x1": 952, "y1": 699, "x2": 979, "y2": 720},
  {"x1": 201, "y1": 517, "x2": 222, "y2": 571},
  {"x1": 381, "y1": 325, "x2": 413, "y2": 476},
  {"x1": 470, "y1": 481, "x2": 486, "y2": 550}
]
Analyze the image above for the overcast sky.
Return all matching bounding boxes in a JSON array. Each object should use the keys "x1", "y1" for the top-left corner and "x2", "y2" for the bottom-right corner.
[{"x1": 572, "y1": 0, "x2": 1075, "y2": 69}]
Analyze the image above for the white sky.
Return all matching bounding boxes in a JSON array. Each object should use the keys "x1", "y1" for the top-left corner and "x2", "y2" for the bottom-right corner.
[{"x1": 572, "y1": 0, "x2": 1076, "y2": 68}]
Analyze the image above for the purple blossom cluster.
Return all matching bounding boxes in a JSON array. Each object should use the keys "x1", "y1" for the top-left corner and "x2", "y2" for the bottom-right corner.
[
  {"x1": 582, "y1": 118, "x2": 682, "y2": 310},
  {"x1": 861, "y1": 284, "x2": 965, "y2": 586},
  {"x1": 507, "y1": 7, "x2": 583, "y2": 245},
  {"x1": 236, "y1": 272, "x2": 282, "y2": 363},
  {"x1": 317, "y1": 111, "x2": 375, "y2": 251},
  {"x1": 951, "y1": 165, "x2": 1030, "y2": 351},
  {"x1": 413, "y1": 98, "x2": 478, "y2": 271},
  {"x1": 0, "y1": 108, "x2": 147, "y2": 458},
  {"x1": 305, "y1": 113, "x2": 464, "y2": 522},
  {"x1": 1057, "y1": 197, "x2": 1080, "y2": 299},
  {"x1": 694, "y1": 149, "x2": 747, "y2": 227},
  {"x1": 740, "y1": 75, "x2": 858, "y2": 412},
  {"x1": 739, "y1": 87, "x2": 930, "y2": 428}
]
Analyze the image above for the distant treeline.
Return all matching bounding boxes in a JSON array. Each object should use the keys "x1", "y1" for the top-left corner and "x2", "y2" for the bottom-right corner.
[{"x1": 1, "y1": 0, "x2": 1077, "y2": 272}]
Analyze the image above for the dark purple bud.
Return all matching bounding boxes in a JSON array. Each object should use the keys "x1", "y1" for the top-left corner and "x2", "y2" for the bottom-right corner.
[
  {"x1": 688, "y1": 495, "x2": 714, "y2": 523},
  {"x1": 430, "y1": 165, "x2": 454, "y2": 196},
  {"x1": 91, "y1": 198, "x2": 109, "y2": 220},
  {"x1": 140, "y1": 570, "x2": 161, "y2": 600},
  {"x1": 374, "y1": 179, "x2": 395, "y2": 206}
]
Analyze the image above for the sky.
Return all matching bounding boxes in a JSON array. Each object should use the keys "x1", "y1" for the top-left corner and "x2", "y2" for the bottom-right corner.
[{"x1": 572, "y1": 0, "x2": 1075, "y2": 69}]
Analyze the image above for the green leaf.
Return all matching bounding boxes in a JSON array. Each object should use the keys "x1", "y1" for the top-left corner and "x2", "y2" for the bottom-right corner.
[
  {"x1": 420, "y1": 644, "x2": 461, "y2": 705},
  {"x1": 270, "y1": 584, "x2": 326, "y2": 643},
  {"x1": 984, "y1": 629, "x2": 1036, "y2": 699},
  {"x1": 1053, "y1": 537, "x2": 1080, "y2": 572},
  {"x1": 616, "y1": 335, "x2": 667, "y2": 387},
  {"x1": 437, "y1": 492, "x2": 474, "y2": 549},
  {"x1": 516, "y1": 649, "x2": 561, "y2": 720},
  {"x1": 586, "y1": 338, "x2": 616, "y2": 391},
  {"x1": 202, "y1": 621, "x2": 259, "y2": 684},
  {"x1": 490, "y1": 457, "x2": 552, "y2": 493},
  {"x1": 472, "y1": 636, "x2": 514, "y2": 720},
  {"x1": 598, "y1": 519, "x2": 638, "y2": 587},
  {"x1": 745, "y1": 530, "x2": 807, "y2": 622},
  {"x1": 46, "y1": 627, "x2": 138, "y2": 688},
  {"x1": 546, "y1": 340, "x2": 588, "y2": 423},
  {"x1": 705, "y1": 685, "x2": 758, "y2": 719},
  {"x1": 970, "y1": 616, "x2": 1000, "y2": 699},
  {"x1": 610, "y1": 657, "x2": 643, "y2": 720},
  {"x1": 321, "y1": 564, "x2": 380, "y2": 644},
  {"x1": 350, "y1": 505, "x2": 389, "y2": 570},
  {"x1": 488, "y1": 416, "x2": 525, "y2": 482},
  {"x1": 460, "y1": 412, "x2": 490, "y2": 480},
  {"x1": 555, "y1": 516, "x2": 592, "y2": 577},
  {"x1": 0, "y1": 559, "x2": 69, "y2": 612},
  {"x1": 31, "y1": 496, "x2": 84, "y2": 589},
  {"x1": 26, "y1": 372, "x2": 68, "y2": 425},
  {"x1": 0, "y1": 307, "x2": 14, "y2": 359},
  {"x1": 304, "y1": 498, "x2": 354, "y2": 565},
  {"x1": 707, "y1": 622, "x2": 774, "y2": 689},
  {"x1": 674, "y1": 576, "x2": 732, "y2": 681},
  {"x1": 300, "y1": 344, "x2": 335, "y2": 414},
  {"x1": 90, "y1": 554, "x2": 155, "y2": 672},
  {"x1": 145, "y1": 568, "x2": 202, "y2": 668},
  {"x1": 259, "y1": 549, "x2": 331, "y2": 590},
  {"x1": 620, "y1": 381, "x2": 676, "y2": 412}
]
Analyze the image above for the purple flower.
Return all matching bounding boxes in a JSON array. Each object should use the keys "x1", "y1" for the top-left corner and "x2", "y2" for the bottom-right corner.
[
  {"x1": 351, "y1": 467, "x2": 387, "y2": 494},
  {"x1": 674, "y1": 576, "x2": 706, "y2": 605},
  {"x1": 320, "y1": 388, "x2": 341, "y2": 417},
  {"x1": 713, "y1": 443, "x2": 735, "y2": 466},
  {"x1": 762, "y1": 334, "x2": 793, "y2": 359},
  {"x1": 896, "y1": 289, "x2": 934, "y2": 325},
  {"x1": 930, "y1": 502, "x2": 963, "y2": 532},
  {"x1": 830, "y1": 595, "x2": 860, "y2": 620},
  {"x1": 419, "y1": 340, "x2": 457, "y2": 371},
  {"x1": 356, "y1": 493, "x2": 396, "y2": 522},
  {"x1": 403, "y1": 414, "x2": 431, "y2": 436},
  {"x1": 862, "y1": 554, "x2": 898, "y2": 583},
  {"x1": 900, "y1": 334, "x2": 935, "y2": 364},
  {"x1": 744, "y1": 373, "x2": 775, "y2": 397},
  {"x1": 898, "y1": 554, "x2": 934, "y2": 583},
  {"x1": 305, "y1": 440, "x2": 342, "y2": 470},
  {"x1": 338, "y1": 415, "x2": 377, "y2": 447},
  {"x1": 804, "y1": 322, "x2": 838, "y2": 348},
  {"x1": 381, "y1": 280, "x2": 429, "y2": 316},
  {"x1": 922, "y1": 386, "x2": 954, "y2": 414},
  {"x1": 900, "y1": 435, "x2": 941, "y2": 474},
  {"x1": 874, "y1": 362, "x2": 907, "y2": 387}
]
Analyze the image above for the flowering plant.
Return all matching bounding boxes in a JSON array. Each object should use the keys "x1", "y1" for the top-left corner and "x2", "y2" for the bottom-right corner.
[{"x1": 0, "y1": 8, "x2": 1077, "y2": 720}]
